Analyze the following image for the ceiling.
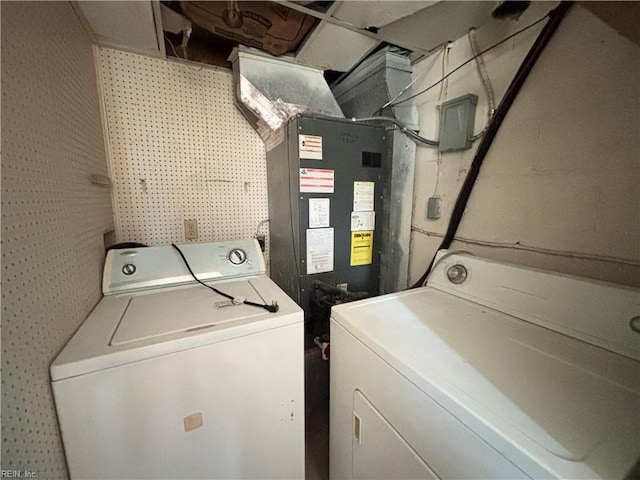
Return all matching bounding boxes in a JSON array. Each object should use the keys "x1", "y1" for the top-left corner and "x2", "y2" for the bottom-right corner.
[
  {"x1": 75, "y1": 1, "x2": 640, "y2": 78},
  {"x1": 76, "y1": 0, "x2": 500, "y2": 74}
]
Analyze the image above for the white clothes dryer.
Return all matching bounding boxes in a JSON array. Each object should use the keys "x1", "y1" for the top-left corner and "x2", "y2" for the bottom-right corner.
[
  {"x1": 330, "y1": 251, "x2": 639, "y2": 479},
  {"x1": 51, "y1": 239, "x2": 304, "y2": 479}
]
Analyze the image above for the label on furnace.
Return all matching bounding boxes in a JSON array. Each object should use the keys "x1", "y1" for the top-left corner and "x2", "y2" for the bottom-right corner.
[
  {"x1": 306, "y1": 228, "x2": 334, "y2": 274},
  {"x1": 300, "y1": 168, "x2": 334, "y2": 194},
  {"x1": 350, "y1": 231, "x2": 373, "y2": 266},
  {"x1": 299, "y1": 134, "x2": 323, "y2": 160}
]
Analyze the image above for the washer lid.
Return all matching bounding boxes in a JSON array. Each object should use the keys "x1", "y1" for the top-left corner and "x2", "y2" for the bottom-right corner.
[
  {"x1": 50, "y1": 275, "x2": 303, "y2": 381},
  {"x1": 111, "y1": 279, "x2": 266, "y2": 346}
]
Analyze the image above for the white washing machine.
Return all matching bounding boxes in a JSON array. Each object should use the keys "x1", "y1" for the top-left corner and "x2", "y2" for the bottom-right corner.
[
  {"x1": 330, "y1": 251, "x2": 640, "y2": 479},
  {"x1": 51, "y1": 239, "x2": 304, "y2": 479}
]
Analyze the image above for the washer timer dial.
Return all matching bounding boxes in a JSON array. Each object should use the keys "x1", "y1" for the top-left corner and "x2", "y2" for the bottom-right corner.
[{"x1": 228, "y1": 248, "x2": 248, "y2": 266}]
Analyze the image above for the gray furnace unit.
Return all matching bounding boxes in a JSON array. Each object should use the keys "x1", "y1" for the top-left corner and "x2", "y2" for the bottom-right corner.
[{"x1": 267, "y1": 114, "x2": 385, "y2": 343}]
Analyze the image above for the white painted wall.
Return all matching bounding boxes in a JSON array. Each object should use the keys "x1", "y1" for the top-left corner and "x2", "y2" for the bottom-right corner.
[{"x1": 409, "y1": 4, "x2": 640, "y2": 287}]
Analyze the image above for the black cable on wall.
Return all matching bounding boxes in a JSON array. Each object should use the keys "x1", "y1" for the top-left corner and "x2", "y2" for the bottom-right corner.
[{"x1": 411, "y1": 1, "x2": 574, "y2": 288}]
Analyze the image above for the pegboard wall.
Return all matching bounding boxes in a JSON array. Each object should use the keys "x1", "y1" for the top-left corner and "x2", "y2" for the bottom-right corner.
[
  {"x1": 2, "y1": 2, "x2": 114, "y2": 478},
  {"x1": 97, "y1": 48, "x2": 270, "y2": 256}
]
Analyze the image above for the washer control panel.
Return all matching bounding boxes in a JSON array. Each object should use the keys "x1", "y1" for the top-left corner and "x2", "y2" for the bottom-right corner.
[{"x1": 103, "y1": 239, "x2": 265, "y2": 295}]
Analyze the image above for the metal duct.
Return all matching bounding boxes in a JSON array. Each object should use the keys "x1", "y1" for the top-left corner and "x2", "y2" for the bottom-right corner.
[
  {"x1": 332, "y1": 50, "x2": 419, "y2": 129},
  {"x1": 229, "y1": 46, "x2": 343, "y2": 150},
  {"x1": 332, "y1": 50, "x2": 418, "y2": 293}
]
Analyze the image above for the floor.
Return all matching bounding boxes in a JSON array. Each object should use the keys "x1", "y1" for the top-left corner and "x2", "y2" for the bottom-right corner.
[
  {"x1": 304, "y1": 347, "x2": 330, "y2": 480},
  {"x1": 305, "y1": 411, "x2": 329, "y2": 480}
]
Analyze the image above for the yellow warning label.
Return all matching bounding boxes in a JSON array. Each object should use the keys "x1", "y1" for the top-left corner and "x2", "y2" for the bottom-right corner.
[{"x1": 350, "y1": 231, "x2": 374, "y2": 266}]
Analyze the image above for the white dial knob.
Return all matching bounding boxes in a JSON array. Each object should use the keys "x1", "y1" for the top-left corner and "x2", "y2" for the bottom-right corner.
[
  {"x1": 228, "y1": 248, "x2": 247, "y2": 265},
  {"x1": 122, "y1": 264, "x2": 137, "y2": 275}
]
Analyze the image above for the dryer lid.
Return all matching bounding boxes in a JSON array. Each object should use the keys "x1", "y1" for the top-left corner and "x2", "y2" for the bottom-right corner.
[{"x1": 332, "y1": 287, "x2": 640, "y2": 477}]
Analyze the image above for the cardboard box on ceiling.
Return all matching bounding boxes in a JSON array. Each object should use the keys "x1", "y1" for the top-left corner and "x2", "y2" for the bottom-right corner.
[{"x1": 180, "y1": 1, "x2": 317, "y2": 56}]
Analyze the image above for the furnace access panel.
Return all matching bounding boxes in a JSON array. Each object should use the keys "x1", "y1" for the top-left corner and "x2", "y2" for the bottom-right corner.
[{"x1": 267, "y1": 114, "x2": 385, "y2": 339}]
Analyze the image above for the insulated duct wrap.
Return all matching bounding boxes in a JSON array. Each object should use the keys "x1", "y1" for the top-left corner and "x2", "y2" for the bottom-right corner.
[{"x1": 229, "y1": 47, "x2": 343, "y2": 149}]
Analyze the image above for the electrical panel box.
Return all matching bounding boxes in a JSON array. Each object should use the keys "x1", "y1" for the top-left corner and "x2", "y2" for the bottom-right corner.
[
  {"x1": 439, "y1": 94, "x2": 478, "y2": 152},
  {"x1": 267, "y1": 114, "x2": 385, "y2": 344}
]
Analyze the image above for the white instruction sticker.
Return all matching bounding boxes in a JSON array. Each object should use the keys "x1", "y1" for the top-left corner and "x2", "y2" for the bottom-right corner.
[
  {"x1": 351, "y1": 211, "x2": 375, "y2": 231},
  {"x1": 299, "y1": 134, "x2": 323, "y2": 160},
  {"x1": 306, "y1": 228, "x2": 334, "y2": 274},
  {"x1": 309, "y1": 198, "x2": 330, "y2": 228},
  {"x1": 353, "y1": 181, "x2": 375, "y2": 212},
  {"x1": 300, "y1": 168, "x2": 334, "y2": 193}
]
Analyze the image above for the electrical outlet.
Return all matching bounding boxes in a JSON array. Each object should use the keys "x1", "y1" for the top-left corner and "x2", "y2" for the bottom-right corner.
[
  {"x1": 427, "y1": 197, "x2": 441, "y2": 219},
  {"x1": 184, "y1": 219, "x2": 198, "y2": 240}
]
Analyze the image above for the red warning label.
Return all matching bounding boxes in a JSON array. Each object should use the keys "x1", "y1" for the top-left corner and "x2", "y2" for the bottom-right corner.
[
  {"x1": 299, "y1": 134, "x2": 323, "y2": 160},
  {"x1": 300, "y1": 168, "x2": 334, "y2": 194}
]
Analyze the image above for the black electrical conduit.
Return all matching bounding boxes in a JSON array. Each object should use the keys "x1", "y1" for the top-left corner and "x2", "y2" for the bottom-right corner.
[{"x1": 411, "y1": 1, "x2": 573, "y2": 289}]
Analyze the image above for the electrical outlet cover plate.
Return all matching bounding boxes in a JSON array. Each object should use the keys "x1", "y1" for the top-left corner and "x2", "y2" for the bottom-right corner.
[
  {"x1": 184, "y1": 219, "x2": 198, "y2": 240},
  {"x1": 427, "y1": 197, "x2": 441, "y2": 219}
]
